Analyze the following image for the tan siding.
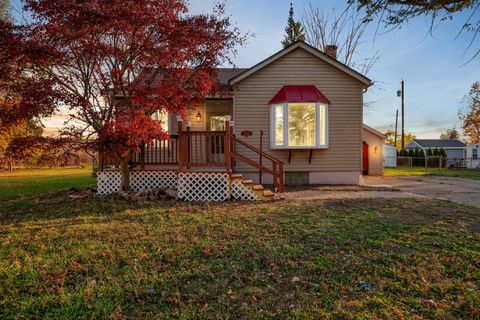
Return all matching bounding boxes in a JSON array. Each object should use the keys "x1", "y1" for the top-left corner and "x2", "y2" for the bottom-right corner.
[
  {"x1": 233, "y1": 47, "x2": 364, "y2": 172},
  {"x1": 362, "y1": 128, "x2": 384, "y2": 175}
]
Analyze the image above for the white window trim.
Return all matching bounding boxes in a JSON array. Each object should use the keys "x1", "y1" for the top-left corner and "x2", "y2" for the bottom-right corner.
[{"x1": 270, "y1": 102, "x2": 329, "y2": 149}]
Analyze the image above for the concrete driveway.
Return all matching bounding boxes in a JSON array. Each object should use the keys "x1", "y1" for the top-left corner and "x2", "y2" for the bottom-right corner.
[{"x1": 364, "y1": 175, "x2": 480, "y2": 209}]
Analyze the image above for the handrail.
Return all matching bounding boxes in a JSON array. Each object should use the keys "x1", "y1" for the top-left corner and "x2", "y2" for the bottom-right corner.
[
  {"x1": 231, "y1": 135, "x2": 284, "y2": 193},
  {"x1": 232, "y1": 136, "x2": 284, "y2": 164}
]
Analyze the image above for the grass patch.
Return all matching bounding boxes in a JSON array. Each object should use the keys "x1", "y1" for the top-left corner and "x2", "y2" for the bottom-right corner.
[
  {"x1": 0, "y1": 189, "x2": 479, "y2": 318},
  {"x1": 0, "y1": 167, "x2": 96, "y2": 210},
  {"x1": 385, "y1": 166, "x2": 480, "y2": 180}
]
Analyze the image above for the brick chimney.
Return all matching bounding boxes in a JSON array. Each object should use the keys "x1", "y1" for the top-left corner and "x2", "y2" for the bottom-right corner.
[{"x1": 324, "y1": 45, "x2": 337, "y2": 59}]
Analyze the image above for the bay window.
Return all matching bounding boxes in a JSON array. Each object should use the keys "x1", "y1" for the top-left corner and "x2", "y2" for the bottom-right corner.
[{"x1": 271, "y1": 102, "x2": 328, "y2": 149}]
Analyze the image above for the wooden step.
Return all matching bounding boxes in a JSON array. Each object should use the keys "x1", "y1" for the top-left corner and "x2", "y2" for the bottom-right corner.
[
  {"x1": 262, "y1": 190, "x2": 274, "y2": 197},
  {"x1": 231, "y1": 174, "x2": 243, "y2": 180},
  {"x1": 252, "y1": 185, "x2": 264, "y2": 191},
  {"x1": 242, "y1": 179, "x2": 253, "y2": 185}
]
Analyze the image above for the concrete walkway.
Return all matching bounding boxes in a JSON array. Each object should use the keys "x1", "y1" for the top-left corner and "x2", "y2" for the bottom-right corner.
[
  {"x1": 282, "y1": 185, "x2": 421, "y2": 201},
  {"x1": 364, "y1": 175, "x2": 480, "y2": 209}
]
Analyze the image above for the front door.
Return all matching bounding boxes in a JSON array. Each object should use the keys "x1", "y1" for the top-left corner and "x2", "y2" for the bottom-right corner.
[
  {"x1": 362, "y1": 141, "x2": 369, "y2": 175},
  {"x1": 206, "y1": 114, "x2": 230, "y2": 163}
]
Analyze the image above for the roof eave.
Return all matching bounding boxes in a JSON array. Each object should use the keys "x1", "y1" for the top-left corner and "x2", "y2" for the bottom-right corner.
[{"x1": 228, "y1": 41, "x2": 372, "y2": 86}]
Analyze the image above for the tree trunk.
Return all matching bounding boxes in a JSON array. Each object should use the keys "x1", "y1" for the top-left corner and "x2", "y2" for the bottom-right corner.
[{"x1": 120, "y1": 157, "x2": 131, "y2": 191}]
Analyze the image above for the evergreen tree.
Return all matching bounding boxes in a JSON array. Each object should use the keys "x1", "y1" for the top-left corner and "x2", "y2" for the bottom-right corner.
[
  {"x1": 439, "y1": 148, "x2": 447, "y2": 157},
  {"x1": 426, "y1": 148, "x2": 433, "y2": 156},
  {"x1": 408, "y1": 149, "x2": 415, "y2": 157},
  {"x1": 419, "y1": 149, "x2": 426, "y2": 166},
  {"x1": 414, "y1": 148, "x2": 420, "y2": 166},
  {"x1": 433, "y1": 148, "x2": 439, "y2": 156},
  {"x1": 281, "y1": 2, "x2": 305, "y2": 48}
]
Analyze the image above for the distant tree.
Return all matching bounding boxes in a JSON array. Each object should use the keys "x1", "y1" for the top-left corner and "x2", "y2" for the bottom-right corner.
[
  {"x1": 282, "y1": 2, "x2": 305, "y2": 48},
  {"x1": 459, "y1": 81, "x2": 480, "y2": 144},
  {"x1": 349, "y1": 0, "x2": 480, "y2": 62},
  {"x1": 303, "y1": 3, "x2": 379, "y2": 75},
  {"x1": 439, "y1": 126, "x2": 460, "y2": 140},
  {"x1": 384, "y1": 130, "x2": 416, "y2": 150}
]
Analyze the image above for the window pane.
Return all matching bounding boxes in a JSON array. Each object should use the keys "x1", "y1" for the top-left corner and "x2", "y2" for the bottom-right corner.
[
  {"x1": 288, "y1": 103, "x2": 316, "y2": 147},
  {"x1": 210, "y1": 116, "x2": 225, "y2": 131},
  {"x1": 275, "y1": 105, "x2": 284, "y2": 145},
  {"x1": 319, "y1": 104, "x2": 326, "y2": 145}
]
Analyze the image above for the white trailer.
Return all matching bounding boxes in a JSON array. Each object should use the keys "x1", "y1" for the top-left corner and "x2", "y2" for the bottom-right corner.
[{"x1": 383, "y1": 144, "x2": 397, "y2": 167}]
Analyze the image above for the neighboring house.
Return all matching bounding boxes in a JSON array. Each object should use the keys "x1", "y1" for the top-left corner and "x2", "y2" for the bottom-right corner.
[
  {"x1": 405, "y1": 139, "x2": 466, "y2": 167},
  {"x1": 99, "y1": 41, "x2": 384, "y2": 200},
  {"x1": 466, "y1": 144, "x2": 480, "y2": 169}
]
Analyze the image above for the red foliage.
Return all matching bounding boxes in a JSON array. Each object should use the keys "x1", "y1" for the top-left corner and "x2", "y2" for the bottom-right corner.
[
  {"x1": 99, "y1": 109, "x2": 168, "y2": 158},
  {"x1": 0, "y1": 20, "x2": 58, "y2": 128},
  {"x1": 16, "y1": 0, "x2": 243, "y2": 160},
  {"x1": 7, "y1": 0, "x2": 244, "y2": 188}
]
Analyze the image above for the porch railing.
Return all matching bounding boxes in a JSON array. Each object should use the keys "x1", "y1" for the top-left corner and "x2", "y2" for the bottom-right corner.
[
  {"x1": 131, "y1": 135, "x2": 178, "y2": 167},
  {"x1": 103, "y1": 116, "x2": 285, "y2": 193}
]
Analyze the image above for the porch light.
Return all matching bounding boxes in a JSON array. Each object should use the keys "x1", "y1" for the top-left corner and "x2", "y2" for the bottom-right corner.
[
  {"x1": 176, "y1": 115, "x2": 183, "y2": 122},
  {"x1": 196, "y1": 111, "x2": 202, "y2": 121},
  {"x1": 224, "y1": 115, "x2": 231, "y2": 121}
]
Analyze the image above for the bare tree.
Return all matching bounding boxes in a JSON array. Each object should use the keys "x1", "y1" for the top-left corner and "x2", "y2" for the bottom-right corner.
[
  {"x1": 0, "y1": 0, "x2": 11, "y2": 22},
  {"x1": 349, "y1": 0, "x2": 480, "y2": 63},
  {"x1": 303, "y1": 3, "x2": 379, "y2": 75}
]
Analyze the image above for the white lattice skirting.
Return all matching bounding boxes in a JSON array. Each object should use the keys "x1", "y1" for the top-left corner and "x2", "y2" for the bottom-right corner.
[
  {"x1": 230, "y1": 179, "x2": 260, "y2": 201},
  {"x1": 97, "y1": 170, "x2": 260, "y2": 201},
  {"x1": 97, "y1": 170, "x2": 177, "y2": 195}
]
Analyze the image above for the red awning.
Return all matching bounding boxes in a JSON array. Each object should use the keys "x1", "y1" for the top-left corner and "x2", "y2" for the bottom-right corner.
[{"x1": 269, "y1": 85, "x2": 330, "y2": 104}]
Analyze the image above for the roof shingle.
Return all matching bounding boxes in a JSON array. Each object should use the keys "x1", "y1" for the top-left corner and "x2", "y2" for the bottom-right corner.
[{"x1": 409, "y1": 139, "x2": 465, "y2": 148}]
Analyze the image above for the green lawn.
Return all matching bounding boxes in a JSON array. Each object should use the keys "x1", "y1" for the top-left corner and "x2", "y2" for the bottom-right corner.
[
  {"x1": 0, "y1": 167, "x2": 96, "y2": 210},
  {"x1": 0, "y1": 171, "x2": 479, "y2": 319},
  {"x1": 385, "y1": 166, "x2": 480, "y2": 180}
]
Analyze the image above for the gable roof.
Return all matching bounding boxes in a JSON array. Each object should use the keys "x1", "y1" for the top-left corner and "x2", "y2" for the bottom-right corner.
[
  {"x1": 409, "y1": 139, "x2": 466, "y2": 148},
  {"x1": 229, "y1": 41, "x2": 372, "y2": 86},
  {"x1": 362, "y1": 124, "x2": 385, "y2": 138}
]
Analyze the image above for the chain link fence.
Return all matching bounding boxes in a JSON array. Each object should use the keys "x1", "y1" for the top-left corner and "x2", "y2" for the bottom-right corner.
[{"x1": 395, "y1": 156, "x2": 480, "y2": 175}]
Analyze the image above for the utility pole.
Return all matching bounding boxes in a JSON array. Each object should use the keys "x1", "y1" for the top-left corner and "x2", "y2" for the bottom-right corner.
[
  {"x1": 394, "y1": 109, "x2": 398, "y2": 151},
  {"x1": 401, "y1": 80, "x2": 405, "y2": 150},
  {"x1": 397, "y1": 80, "x2": 405, "y2": 150}
]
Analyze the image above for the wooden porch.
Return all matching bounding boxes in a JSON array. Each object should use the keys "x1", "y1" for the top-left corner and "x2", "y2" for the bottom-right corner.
[{"x1": 99, "y1": 117, "x2": 285, "y2": 197}]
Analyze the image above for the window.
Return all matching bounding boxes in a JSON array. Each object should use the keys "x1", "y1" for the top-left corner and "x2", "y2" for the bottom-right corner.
[
  {"x1": 271, "y1": 102, "x2": 328, "y2": 148},
  {"x1": 473, "y1": 148, "x2": 478, "y2": 160},
  {"x1": 210, "y1": 116, "x2": 225, "y2": 131},
  {"x1": 152, "y1": 110, "x2": 169, "y2": 133}
]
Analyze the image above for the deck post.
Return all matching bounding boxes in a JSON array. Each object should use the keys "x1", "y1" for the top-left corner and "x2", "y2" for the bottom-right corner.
[
  {"x1": 177, "y1": 116, "x2": 184, "y2": 172},
  {"x1": 186, "y1": 123, "x2": 191, "y2": 170},
  {"x1": 140, "y1": 144, "x2": 145, "y2": 170},
  {"x1": 224, "y1": 116, "x2": 232, "y2": 172}
]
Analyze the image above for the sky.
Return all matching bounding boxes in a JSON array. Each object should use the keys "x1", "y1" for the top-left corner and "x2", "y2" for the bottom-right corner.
[{"x1": 11, "y1": 0, "x2": 480, "y2": 138}]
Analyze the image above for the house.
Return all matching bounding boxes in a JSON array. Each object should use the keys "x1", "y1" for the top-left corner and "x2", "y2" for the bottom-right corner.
[
  {"x1": 465, "y1": 144, "x2": 480, "y2": 169},
  {"x1": 405, "y1": 139, "x2": 465, "y2": 158},
  {"x1": 98, "y1": 41, "x2": 384, "y2": 200},
  {"x1": 405, "y1": 139, "x2": 466, "y2": 167}
]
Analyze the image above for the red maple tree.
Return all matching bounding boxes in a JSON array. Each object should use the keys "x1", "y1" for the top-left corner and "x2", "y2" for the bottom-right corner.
[{"x1": 15, "y1": 0, "x2": 244, "y2": 189}]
